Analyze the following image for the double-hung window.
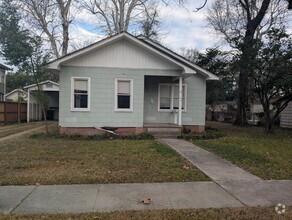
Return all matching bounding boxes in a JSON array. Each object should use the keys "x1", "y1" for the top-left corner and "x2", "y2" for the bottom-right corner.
[
  {"x1": 158, "y1": 84, "x2": 187, "y2": 111},
  {"x1": 71, "y1": 77, "x2": 90, "y2": 111},
  {"x1": 115, "y1": 79, "x2": 133, "y2": 111}
]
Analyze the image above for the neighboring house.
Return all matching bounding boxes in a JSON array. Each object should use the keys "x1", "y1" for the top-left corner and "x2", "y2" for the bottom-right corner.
[
  {"x1": 281, "y1": 101, "x2": 292, "y2": 129},
  {"x1": 47, "y1": 32, "x2": 218, "y2": 135},
  {"x1": 5, "y1": 89, "x2": 28, "y2": 102},
  {"x1": 206, "y1": 101, "x2": 236, "y2": 122},
  {"x1": 24, "y1": 80, "x2": 59, "y2": 122},
  {"x1": 0, "y1": 64, "x2": 11, "y2": 101}
]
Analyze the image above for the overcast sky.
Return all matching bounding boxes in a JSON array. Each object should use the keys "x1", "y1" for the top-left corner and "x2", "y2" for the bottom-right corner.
[{"x1": 1, "y1": 0, "x2": 291, "y2": 69}]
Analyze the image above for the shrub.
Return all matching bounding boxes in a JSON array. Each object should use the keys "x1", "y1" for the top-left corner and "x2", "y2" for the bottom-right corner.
[
  {"x1": 179, "y1": 129, "x2": 226, "y2": 140},
  {"x1": 30, "y1": 131, "x2": 154, "y2": 141}
]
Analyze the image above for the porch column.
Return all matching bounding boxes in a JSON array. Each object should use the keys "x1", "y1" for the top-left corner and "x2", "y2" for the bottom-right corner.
[
  {"x1": 178, "y1": 76, "x2": 183, "y2": 126},
  {"x1": 27, "y1": 89, "x2": 30, "y2": 123}
]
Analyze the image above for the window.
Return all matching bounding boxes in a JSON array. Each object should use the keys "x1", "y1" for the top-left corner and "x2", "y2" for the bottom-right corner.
[
  {"x1": 173, "y1": 85, "x2": 186, "y2": 110},
  {"x1": 0, "y1": 93, "x2": 3, "y2": 101},
  {"x1": 158, "y1": 84, "x2": 187, "y2": 111},
  {"x1": 71, "y1": 77, "x2": 90, "y2": 111},
  {"x1": 115, "y1": 79, "x2": 133, "y2": 111},
  {"x1": 159, "y1": 84, "x2": 171, "y2": 109},
  {"x1": 0, "y1": 75, "x2": 4, "y2": 83}
]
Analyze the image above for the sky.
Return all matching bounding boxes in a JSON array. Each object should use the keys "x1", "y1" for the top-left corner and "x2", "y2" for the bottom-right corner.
[
  {"x1": 68, "y1": 0, "x2": 219, "y2": 52},
  {"x1": 1, "y1": 0, "x2": 291, "y2": 69}
]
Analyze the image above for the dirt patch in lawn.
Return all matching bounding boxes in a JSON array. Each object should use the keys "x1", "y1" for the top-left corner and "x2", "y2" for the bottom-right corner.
[
  {"x1": 0, "y1": 122, "x2": 54, "y2": 139},
  {"x1": 0, "y1": 134, "x2": 209, "y2": 185}
]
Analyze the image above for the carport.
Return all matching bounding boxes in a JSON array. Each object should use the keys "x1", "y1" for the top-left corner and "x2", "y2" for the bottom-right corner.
[{"x1": 24, "y1": 80, "x2": 59, "y2": 122}]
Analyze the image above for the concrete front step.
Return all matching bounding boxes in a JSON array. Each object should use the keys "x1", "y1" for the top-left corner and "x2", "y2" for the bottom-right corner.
[{"x1": 147, "y1": 127, "x2": 181, "y2": 138}]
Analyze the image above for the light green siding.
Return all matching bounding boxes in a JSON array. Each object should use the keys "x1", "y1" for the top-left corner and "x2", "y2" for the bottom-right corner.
[{"x1": 60, "y1": 66, "x2": 178, "y2": 128}]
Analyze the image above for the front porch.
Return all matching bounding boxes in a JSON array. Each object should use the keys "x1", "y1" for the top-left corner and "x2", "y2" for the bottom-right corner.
[
  {"x1": 143, "y1": 75, "x2": 205, "y2": 135},
  {"x1": 143, "y1": 75, "x2": 185, "y2": 126}
]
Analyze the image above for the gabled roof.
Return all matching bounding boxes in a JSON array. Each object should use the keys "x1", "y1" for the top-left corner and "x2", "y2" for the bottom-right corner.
[
  {"x1": 23, "y1": 80, "x2": 59, "y2": 90},
  {"x1": 46, "y1": 32, "x2": 219, "y2": 80},
  {"x1": 0, "y1": 63, "x2": 12, "y2": 71},
  {"x1": 5, "y1": 89, "x2": 27, "y2": 98}
]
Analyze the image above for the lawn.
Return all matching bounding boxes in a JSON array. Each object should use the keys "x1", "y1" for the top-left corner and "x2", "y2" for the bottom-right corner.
[
  {"x1": 0, "y1": 207, "x2": 291, "y2": 220},
  {"x1": 191, "y1": 122, "x2": 292, "y2": 180},
  {"x1": 0, "y1": 132, "x2": 208, "y2": 185},
  {"x1": 0, "y1": 122, "x2": 50, "y2": 138}
]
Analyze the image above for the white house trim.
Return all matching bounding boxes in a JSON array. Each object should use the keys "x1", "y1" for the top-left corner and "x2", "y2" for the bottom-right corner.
[
  {"x1": 114, "y1": 78, "x2": 133, "y2": 112},
  {"x1": 23, "y1": 80, "x2": 59, "y2": 90},
  {"x1": 71, "y1": 77, "x2": 91, "y2": 112}
]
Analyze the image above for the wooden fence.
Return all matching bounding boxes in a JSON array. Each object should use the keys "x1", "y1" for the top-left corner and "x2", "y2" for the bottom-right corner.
[{"x1": 0, "y1": 101, "x2": 27, "y2": 124}]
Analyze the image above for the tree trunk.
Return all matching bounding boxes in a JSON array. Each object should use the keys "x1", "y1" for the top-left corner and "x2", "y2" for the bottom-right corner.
[
  {"x1": 41, "y1": 104, "x2": 49, "y2": 135},
  {"x1": 233, "y1": 37, "x2": 253, "y2": 126},
  {"x1": 264, "y1": 109, "x2": 274, "y2": 133},
  {"x1": 233, "y1": 0, "x2": 271, "y2": 126}
]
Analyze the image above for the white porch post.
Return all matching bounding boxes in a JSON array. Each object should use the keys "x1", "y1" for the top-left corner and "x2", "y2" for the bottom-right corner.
[
  {"x1": 178, "y1": 76, "x2": 183, "y2": 126},
  {"x1": 27, "y1": 89, "x2": 30, "y2": 123}
]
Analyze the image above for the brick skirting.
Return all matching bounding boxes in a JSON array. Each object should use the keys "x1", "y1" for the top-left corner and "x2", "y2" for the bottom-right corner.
[
  {"x1": 183, "y1": 125, "x2": 205, "y2": 133},
  {"x1": 59, "y1": 125, "x2": 204, "y2": 136},
  {"x1": 59, "y1": 127, "x2": 146, "y2": 136}
]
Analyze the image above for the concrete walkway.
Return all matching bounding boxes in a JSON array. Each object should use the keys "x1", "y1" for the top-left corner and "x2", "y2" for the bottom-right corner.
[
  {"x1": 160, "y1": 139, "x2": 261, "y2": 182},
  {"x1": 161, "y1": 139, "x2": 292, "y2": 207}
]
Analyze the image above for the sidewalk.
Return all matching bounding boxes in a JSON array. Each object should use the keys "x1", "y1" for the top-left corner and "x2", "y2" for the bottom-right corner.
[{"x1": 0, "y1": 182, "x2": 242, "y2": 214}]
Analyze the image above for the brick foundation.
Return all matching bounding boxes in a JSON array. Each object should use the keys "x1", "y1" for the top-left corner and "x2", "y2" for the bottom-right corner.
[
  {"x1": 183, "y1": 125, "x2": 205, "y2": 133},
  {"x1": 115, "y1": 127, "x2": 146, "y2": 135},
  {"x1": 59, "y1": 127, "x2": 145, "y2": 136}
]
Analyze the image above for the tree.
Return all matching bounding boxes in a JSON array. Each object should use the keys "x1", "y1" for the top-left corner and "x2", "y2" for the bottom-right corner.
[
  {"x1": 18, "y1": 0, "x2": 74, "y2": 58},
  {"x1": 138, "y1": 4, "x2": 162, "y2": 41},
  {"x1": 253, "y1": 28, "x2": 292, "y2": 133},
  {"x1": 207, "y1": 0, "x2": 289, "y2": 126},
  {"x1": 81, "y1": 0, "x2": 161, "y2": 36},
  {"x1": 5, "y1": 71, "x2": 34, "y2": 93},
  {"x1": 0, "y1": 0, "x2": 51, "y2": 133},
  {"x1": 183, "y1": 48, "x2": 236, "y2": 105}
]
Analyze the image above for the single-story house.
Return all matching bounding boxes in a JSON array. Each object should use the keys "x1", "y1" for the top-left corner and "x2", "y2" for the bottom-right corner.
[
  {"x1": 281, "y1": 101, "x2": 292, "y2": 129},
  {"x1": 0, "y1": 64, "x2": 11, "y2": 101},
  {"x1": 24, "y1": 80, "x2": 59, "y2": 122},
  {"x1": 5, "y1": 89, "x2": 28, "y2": 102},
  {"x1": 47, "y1": 32, "x2": 218, "y2": 135}
]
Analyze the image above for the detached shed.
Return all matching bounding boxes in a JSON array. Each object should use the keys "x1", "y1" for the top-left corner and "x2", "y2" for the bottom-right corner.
[
  {"x1": 281, "y1": 102, "x2": 292, "y2": 129},
  {"x1": 23, "y1": 80, "x2": 59, "y2": 122}
]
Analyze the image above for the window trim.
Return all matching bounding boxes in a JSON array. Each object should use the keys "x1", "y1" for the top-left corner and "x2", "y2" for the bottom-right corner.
[
  {"x1": 115, "y1": 78, "x2": 133, "y2": 112},
  {"x1": 158, "y1": 83, "x2": 187, "y2": 112},
  {"x1": 71, "y1": 77, "x2": 91, "y2": 112}
]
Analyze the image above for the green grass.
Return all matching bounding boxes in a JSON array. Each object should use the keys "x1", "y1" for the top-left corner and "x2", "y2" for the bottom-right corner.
[
  {"x1": 1, "y1": 207, "x2": 291, "y2": 220},
  {"x1": 0, "y1": 131, "x2": 209, "y2": 185},
  {"x1": 191, "y1": 122, "x2": 292, "y2": 180}
]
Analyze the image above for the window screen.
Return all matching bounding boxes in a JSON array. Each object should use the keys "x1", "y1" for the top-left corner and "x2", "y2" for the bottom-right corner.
[
  {"x1": 159, "y1": 85, "x2": 171, "y2": 109},
  {"x1": 73, "y1": 79, "x2": 88, "y2": 109}
]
